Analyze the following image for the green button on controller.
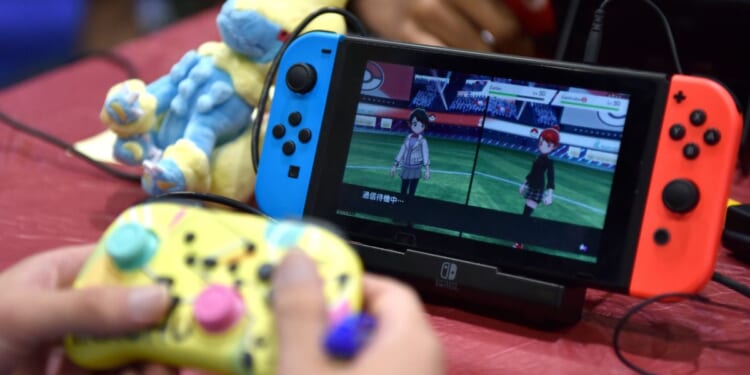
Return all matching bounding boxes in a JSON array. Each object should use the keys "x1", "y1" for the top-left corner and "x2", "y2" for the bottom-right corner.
[{"x1": 105, "y1": 223, "x2": 159, "y2": 271}]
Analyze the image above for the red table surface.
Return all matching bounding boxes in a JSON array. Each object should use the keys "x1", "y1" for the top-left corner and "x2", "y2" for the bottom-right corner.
[{"x1": 1, "y1": 8, "x2": 749, "y2": 375}]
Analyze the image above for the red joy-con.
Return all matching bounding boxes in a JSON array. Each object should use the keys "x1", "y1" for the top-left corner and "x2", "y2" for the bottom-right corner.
[{"x1": 629, "y1": 75, "x2": 743, "y2": 298}]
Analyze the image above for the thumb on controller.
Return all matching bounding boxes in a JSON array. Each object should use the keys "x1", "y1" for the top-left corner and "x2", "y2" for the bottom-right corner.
[{"x1": 272, "y1": 250, "x2": 329, "y2": 372}]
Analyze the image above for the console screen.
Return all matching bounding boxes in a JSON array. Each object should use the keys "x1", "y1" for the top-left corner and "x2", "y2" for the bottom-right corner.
[{"x1": 335, "y1": 60, "x2": 631, "y2": 264}]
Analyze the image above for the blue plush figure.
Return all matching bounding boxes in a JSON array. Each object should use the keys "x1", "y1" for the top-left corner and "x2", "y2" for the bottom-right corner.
[{"x1": 100, "y1": 0, "x2": 347, "y2": 201}]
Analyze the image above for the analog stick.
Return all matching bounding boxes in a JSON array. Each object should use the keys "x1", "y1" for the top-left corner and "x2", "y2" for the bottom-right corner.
[{"x1": 286, "y1": 63, "x2": 317, "y2": 94}]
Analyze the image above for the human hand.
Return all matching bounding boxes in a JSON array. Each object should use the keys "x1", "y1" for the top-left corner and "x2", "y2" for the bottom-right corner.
[
  {"x1": 0, "y1": 244, "x2": 173, "y2": 375},
  {"x1": 424, "y1": 166, "x2": 431, "y2": 180},
  {"x1": 542, "y1": 188, "x2": 553, "y2": 205},
  {"x1": 519, "y1": 182, "x2": 528, "y2": 196},
  {"x1": 390, "y1": 165, "x2": 397, "y2": 177},
  {"x1": 272, "y1": 251, "x2": 444, "y2": 375},
  {"x1": 349, "y1": 0, "x2": 535, "y2": 55}
]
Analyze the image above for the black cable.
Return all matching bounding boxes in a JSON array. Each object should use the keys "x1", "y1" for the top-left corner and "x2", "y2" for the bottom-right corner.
[
  {"x1": 584, "y1": 0, "x2": 683, "y2": 74},
  {"x1": 70, "y1": 49, "x2": 140, "y2": 79},
  {"x1": 712, "y1": 271, "x2": 750, "y2": 299},
  {"x1": 144, "y1": 191, "x2": 269, "y2": 218},
  {"x1": 640, "y1": 0, "x2": 682, "y2": 74},
  {"x1": 553, "y1": 0, "x2": 581, "y2": 61},
  {"x1": 0, "y1": 48, "x2": 142, "y2": 182},
  {"x1": 612, "y1": 272, "x2": 750, "y2": 374},
  {"x1": 612, "y1": 292, "x2": 711, "y2": 375},
  {"x1": 251, "y1": 7, "x2": 368, "y2": 173},
  {"x1": 0, "y1": 111, "x2": 142, "y2": 182}
]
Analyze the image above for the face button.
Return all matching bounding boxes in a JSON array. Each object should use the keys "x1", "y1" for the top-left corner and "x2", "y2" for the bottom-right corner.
[
  {"x1": 105, "y1": 223, "x2": 159, "y2": 271},
  {"x1": 255, "y1": 337, "x2": 267, "y2": 349},
  {"x1": 286, "y1": 63, "x2": 317, "y2": 94},
  {"x1": 282, "y1": 141, "x2": 296, "y2": 156},
  {"x1": 169, "y1": 296, "x2": 181, "y2": 312},
  {"x1": 288, "y1": 112, "x2": 302, "y2": 126},
  {"x1": 673, "y1": 91, "x2": 686, "y2": 103},
  {"x1": 157, "y1": 277, "x2": 174, "y2": 288},
  {"x1": 338, "y1": 273, "x2": 349, "y2": 287},
  {"x1": 194, "y1": 285, "x2": 245, "y2": 333},
  {"x1": 243, "y1": 353, "x2": 253, "y2": 370},
  {"x1": 298, "y1": 129, "x2": 313, "y2": 143},
  {"x1": 669, "y1": 124, "x2": 685, "y2": 140},
  {"x1": 184, "y1": 232, "x2": 195, "y2": 243},
  {"x1": 653, "y1": 228, "x2": 670, "y2": 245},
  {"x1": 704, "y1": 129, "x2": 721, "y2": 145},
  {"x1": 258, "y1": 263, "x2": 275, "y2": 282},
  {"x1": 272, "y1": 124, "x2": 286, "y2": 139},
  {"x1": 683, "y1": 143, "x2": 700, "y2": 159},
  {"x1": 185, "y1": 255, "x2": 196, "y2": 266},
  {"x1": 690, "y1": 109, "x2": 706, "y2": 126},
  {"x1": 662, "y1": 179, "x2": 699, "y2": 214}
]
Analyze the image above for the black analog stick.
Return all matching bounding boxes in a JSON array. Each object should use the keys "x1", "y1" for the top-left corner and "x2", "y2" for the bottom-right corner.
[
  {"x1": 662, "y1": 179, "x2": 699, "y2": 214},
  {"x1": 286, "y1": 63, "x2": 317, "y2": 94}
]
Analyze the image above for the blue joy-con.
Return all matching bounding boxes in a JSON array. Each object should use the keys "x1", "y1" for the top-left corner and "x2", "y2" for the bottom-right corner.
[{"x1": 256, "y1": 31, "x2": 343, "y2": 219}]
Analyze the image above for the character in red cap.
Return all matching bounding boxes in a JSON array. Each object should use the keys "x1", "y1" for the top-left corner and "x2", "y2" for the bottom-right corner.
[{"x1": 514, "y1": 125, "x2": 560, "y2": 249}]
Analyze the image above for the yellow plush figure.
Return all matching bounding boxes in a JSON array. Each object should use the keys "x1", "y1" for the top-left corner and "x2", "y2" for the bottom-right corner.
[{"x1": 99, "y1": 0, "x2": 348, "y2": 202}]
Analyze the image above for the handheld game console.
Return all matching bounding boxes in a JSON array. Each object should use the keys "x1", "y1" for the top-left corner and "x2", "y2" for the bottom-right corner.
[
  {"x1": 255, "y1": 31, "x2": 743, "y2": 299},
  {"x1": 64, "y1": 202, "x2": 372, "y2": 375}
]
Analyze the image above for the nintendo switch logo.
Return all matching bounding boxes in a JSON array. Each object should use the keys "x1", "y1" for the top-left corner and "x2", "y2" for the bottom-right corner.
[{"x1": 440, "y1": 262, "x2": 458, "y2": 280}]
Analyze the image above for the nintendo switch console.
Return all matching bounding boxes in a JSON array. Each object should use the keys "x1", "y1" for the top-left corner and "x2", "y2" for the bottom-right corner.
[
  {"x1": 255, "y1": 31, "x2": 743, "y2": 301},
  {"x1": 64, "y1": 202, "x2": 372, "y2": 374}
]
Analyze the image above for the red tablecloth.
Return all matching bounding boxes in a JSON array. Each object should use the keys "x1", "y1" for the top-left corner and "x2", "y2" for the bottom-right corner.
[{"x1": 1, "y1": 8, "x2": 749, "y2": 374}]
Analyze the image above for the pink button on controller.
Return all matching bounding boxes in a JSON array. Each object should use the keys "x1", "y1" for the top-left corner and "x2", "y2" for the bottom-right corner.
[{"x1": 193, "y1": 285, "x2": 246, "y2": 333}]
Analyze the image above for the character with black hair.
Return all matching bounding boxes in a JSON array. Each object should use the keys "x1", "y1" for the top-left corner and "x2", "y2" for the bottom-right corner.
[
  {"x1": 390, "y1": 108, "x2": 431, "y2": 196},
  {"x1": 514, "y1": 125, "x2": 560, "y2": 249}
]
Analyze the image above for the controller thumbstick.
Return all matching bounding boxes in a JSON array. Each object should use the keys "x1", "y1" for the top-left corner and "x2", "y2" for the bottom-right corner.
[
  {"x1": 324, "y1": 313, "x2": 376, "y2": 359},
  {"x1": 105, "y1": 223, "x2": 159, "y2": 271},
  {"x1": 662, "y1": 179, "x2": 700, "y2": 214},
  {"x1": 286, "y1": 63, "x2": 317, "y2": 94},
  {"x1": 194, "y1": 285, "x2": 246, "y2": 333}
]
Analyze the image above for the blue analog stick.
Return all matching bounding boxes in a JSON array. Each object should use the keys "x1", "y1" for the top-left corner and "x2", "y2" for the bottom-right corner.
[
  {"x1": 105, "y1": 223, "x2": 159, "y2": 271},
  {"x1": 324, "y1": 313, "x2": 376, "y2": 359}
]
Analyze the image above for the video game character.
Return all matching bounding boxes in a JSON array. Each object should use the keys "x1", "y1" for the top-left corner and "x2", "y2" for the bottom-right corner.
[
  {"x1": 515, "y1": 124, "x2": 560, "y2": 249},
  {"x1": 390, "y1": 108, "x2": 432, "y2": 196}
]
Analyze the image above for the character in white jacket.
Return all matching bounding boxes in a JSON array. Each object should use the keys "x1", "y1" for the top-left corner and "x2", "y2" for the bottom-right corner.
[{"x1": 390, "y1": 108, "x2": 431, "y2": 196}]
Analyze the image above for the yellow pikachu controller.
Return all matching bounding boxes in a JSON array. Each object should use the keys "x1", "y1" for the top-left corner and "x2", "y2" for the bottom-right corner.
[{"x1": 64, "y1": 202, "x2": 372, "y2": 375}]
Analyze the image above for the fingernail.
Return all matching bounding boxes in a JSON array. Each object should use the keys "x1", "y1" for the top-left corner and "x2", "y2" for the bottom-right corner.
[
  {"x1": 274, "y1": 250, "x2": 319, "y2": 288},
  {"x1": 128, "y1": 285, "x2": 169, "y2": 323}
]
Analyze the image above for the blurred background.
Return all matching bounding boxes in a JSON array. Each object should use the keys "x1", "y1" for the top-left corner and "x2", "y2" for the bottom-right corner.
[{"x1": 0, "y1": 0, "x2": 222, "y2": 88}]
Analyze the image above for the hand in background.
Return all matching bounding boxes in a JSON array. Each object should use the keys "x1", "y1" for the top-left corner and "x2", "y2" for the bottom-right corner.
[
  {"x1": 424, "y1": 166, "x2": 431, "y2": 180},
  {"x1": 349, "y1": 0, "x2": 535, "y2": 56},
  {"x1": 273, "y1": 251, "x2": 445, "y2": 375},
  {"x1": 0, "y1": 244, "x2": 172, "y2": 375},
  {"x1": 390, "y1": 165, "x2": 397, "y2": 177}
]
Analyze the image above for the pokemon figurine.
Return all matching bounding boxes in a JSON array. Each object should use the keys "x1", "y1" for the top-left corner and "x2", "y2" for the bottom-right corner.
[{"x1": 100, "y1": 0, "x2": 347, "y2": 201}]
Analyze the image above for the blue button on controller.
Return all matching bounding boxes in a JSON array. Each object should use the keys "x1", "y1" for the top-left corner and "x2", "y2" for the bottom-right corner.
[{"x1": 105, "y1": 223, "x2": 159, "y2": 271}]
